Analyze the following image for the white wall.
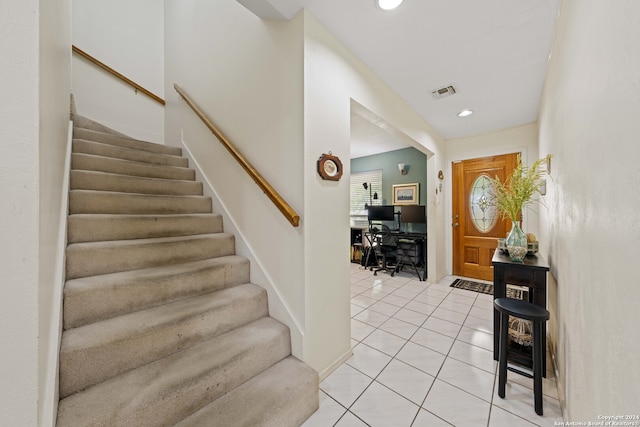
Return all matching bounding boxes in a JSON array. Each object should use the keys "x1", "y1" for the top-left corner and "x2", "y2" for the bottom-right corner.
[
  {"x1": 445, "y1": 123, "x2": 540, "y2": 274},
  {"x1": 72, "y1": 0, "x2": 164, "y2": 142},
  {"x1": 164, "y1": 0, "x2": 307, "y2": 363},
  {"x1": 538, "y1": 0, "x2": 640, "y2": 420},
  {"x1": 0, "y1": 2, "x2": 41, "y2": 424},
  {"x1": 0, "y1": 0, "x2": 71, "y2": 425},
  {"x1": 164, "y1": 0, "x2": 446, "y2": 376},
  {"x1": 39, "y1": 0, "x2": 73, "y2": 424},
  {"x1": 303, "y1": 11, "x2": 446, "y2": 373}
]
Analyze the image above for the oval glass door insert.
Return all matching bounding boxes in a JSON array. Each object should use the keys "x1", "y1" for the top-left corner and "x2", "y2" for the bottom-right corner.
[{"x1": 469, "y1": 174, "x2": 498, "y2": 233}]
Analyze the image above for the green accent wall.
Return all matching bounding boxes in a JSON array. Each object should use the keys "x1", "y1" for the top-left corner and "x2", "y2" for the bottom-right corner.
[
  {"x1": 351, "y1": 147, "x2": 427, "y2": 206},
  {"x1": 351, "y1": 147, "x2": 427, "y2": 233}
]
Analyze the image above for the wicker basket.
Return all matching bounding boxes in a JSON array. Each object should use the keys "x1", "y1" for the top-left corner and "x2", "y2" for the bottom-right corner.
[{"x1": 508, "y1": 316, "x2": 533, "y2": 347}]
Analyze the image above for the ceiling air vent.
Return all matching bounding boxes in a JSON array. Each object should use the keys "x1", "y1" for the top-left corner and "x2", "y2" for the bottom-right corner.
[{"x1": 431, "y1": 85, "x2": 456, "y2": 99}]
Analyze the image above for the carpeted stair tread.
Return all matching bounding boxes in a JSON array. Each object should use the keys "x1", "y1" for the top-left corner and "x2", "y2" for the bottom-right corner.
[
  {"x1": 59, "y1": 283, "x2": 269, "y2": 398},
  {"x1": 69, "y1": 189, "x2": 211, "y2": 215},
  {"x1": 65, "y1": 233, "x2": 235, "y2": 280},
  {"x1": 68, "y1": 213, "x2": 221, "y2": 243},
  {"x1": 56, "y1": 317, "x2": 291, "y2": 427},
  {"x1": 73, "y1": 139, "x2": 189, "y2": 167},
  {"x1": 71, "y1": 153, "x2": 195, "y2": 181},
  {"x1": 73, "y1": 127, "x2": 182, "y2": 156},
  {"x1": 176, "y1": 356, "x2": 319, "y2": 427},
  {"x1": 70, "y1": 169, "x2": 202, "y2": 196},
  {"x1": 63, "y1": 256, "x2": 250, "y2": 329}
]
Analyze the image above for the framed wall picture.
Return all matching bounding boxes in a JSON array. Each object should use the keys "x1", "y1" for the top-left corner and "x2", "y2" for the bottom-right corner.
[{"x1": 392, "y1": 183, "x2": 419, "y2": 205}]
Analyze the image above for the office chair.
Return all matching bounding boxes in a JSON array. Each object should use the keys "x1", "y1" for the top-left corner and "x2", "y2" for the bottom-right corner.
[{"x1": 371, "y1": 224, "x2": 397, "y2": 276}]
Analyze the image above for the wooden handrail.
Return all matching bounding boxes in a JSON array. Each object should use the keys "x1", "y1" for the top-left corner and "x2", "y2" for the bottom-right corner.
[
  {"x1": 174, "y1": 84, "x2": 300, "y2": 227},
  {"x1": 72, "y1": 45, "x2": 165, "y2": 106}
]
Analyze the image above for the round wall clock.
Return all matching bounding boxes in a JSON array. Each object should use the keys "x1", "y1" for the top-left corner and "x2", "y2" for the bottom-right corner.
[{"x1": 317, "y1": 152, "x2": 343, "y2": 181}]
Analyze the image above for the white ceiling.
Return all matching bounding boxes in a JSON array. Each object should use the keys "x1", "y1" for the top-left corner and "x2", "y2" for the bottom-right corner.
[{"x1": 238, "y1": 0, "x2": 560, "y2": 157}]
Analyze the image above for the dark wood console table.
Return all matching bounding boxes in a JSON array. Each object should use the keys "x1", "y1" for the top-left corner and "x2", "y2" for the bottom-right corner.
[{"x1": 492, "y1": 251, "x2": 549, "y2": 374}]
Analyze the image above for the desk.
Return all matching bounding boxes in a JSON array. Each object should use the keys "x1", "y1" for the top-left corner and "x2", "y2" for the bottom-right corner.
[
  {"x1": 363, "y1": 229, "x2": 426, "y2": 281},
  {"x1": 394, "y1": 233, "x2": 426, "y2": 281},
  {"x1": 492, "y1": 251, "x2": 549, "y2": 373}
]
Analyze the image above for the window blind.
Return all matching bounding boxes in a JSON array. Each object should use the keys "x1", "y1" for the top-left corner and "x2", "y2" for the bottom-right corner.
[{"x1": 350, "y1": 169, "x2": 383, "y2": 218}]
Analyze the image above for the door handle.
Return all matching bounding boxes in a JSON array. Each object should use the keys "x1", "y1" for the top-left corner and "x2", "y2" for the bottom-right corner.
[{"x1": 453, "y1": 222, "x2": 459, "y2": 227}]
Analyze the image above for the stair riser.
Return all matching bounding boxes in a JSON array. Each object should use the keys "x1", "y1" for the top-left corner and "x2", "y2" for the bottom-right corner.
[
  {"x1": 69, "y1": 191, "x2": 211, "y2": 215},
  {"x1": 57, "y1": 319, "x2": 291, "y2": 426},
  {"x1": 72, "y1": 153, "x2": 195, "y2": 181},
  {"x1": 68, "y1": 213, "x2": 221, "y2": 243},
  {"x1": 73, "y1": 116, "x2": 130, "y2": 138},
  {"x1": 70, "y1": 170, "x2": 202, "y2": 196},
  {"x1": 74, "y1": 127, "x2": 182, "y2": 156},
  {"x1": 66, "y1": 234, "x2": 235, "y2": 280},
  {"x1": 73, "y1": 139, "x2": 189, "y2": 168},
  {"x1": 64, "y1": 257, "x2": 250, "y2": 329},
  {"x1": 60, "y1": 284, "x2": 269, "y2": 398}
]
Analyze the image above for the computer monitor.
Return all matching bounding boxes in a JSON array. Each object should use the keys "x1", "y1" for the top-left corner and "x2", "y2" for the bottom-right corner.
[
  {"x1": 367, "y1": 205, "x2": 395, "y2": 222},
  {"x1": 400, "y1": 205, "x2": 426, "y2": 224}
]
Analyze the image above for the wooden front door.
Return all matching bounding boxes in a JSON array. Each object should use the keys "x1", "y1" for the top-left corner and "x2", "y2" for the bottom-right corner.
[{"x1": 452, "y1": 153, "x2": 519, "y2": 281}]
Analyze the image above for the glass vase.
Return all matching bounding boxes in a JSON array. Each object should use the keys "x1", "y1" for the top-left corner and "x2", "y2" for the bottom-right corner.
[{"x1": 506, "y1": 220, "x2": 528, "y2": 262}]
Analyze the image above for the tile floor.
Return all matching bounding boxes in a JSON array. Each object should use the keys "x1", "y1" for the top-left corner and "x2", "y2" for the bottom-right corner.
[{"x1": 302, "y1": 264, "x2": 564, "y2": 427}]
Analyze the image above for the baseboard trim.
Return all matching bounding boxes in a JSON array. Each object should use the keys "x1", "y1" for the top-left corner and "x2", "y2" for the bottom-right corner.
[
  {"x1": 318, "y1": 348, "x2": 353, "y2": 382},
  {"x1": 40, "y1": 120, "x2": 73, "y2": 427}
]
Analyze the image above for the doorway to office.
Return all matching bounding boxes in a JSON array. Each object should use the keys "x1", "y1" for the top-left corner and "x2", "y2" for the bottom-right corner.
[{"x1": 349, "y1": 101, "x2": 432, "y2": 278}]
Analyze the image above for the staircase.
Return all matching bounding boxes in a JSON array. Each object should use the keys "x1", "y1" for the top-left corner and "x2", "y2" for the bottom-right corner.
[{"x1": 57, "y1": 119, "x2": 318, "y2": 426}]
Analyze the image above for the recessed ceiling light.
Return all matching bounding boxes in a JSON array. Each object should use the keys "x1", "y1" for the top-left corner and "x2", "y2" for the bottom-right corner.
[
  {"x1": 457, "y1": 109, "x2": 473, "y2": 117},
  {"x1": 377, "y1": 0, "x2": 404, "y2": 11}
]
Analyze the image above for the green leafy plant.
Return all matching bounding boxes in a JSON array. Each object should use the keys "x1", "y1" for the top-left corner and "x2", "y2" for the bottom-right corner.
[{"x1": 489, "y1": 154, "x2": 552, "y2": 222}]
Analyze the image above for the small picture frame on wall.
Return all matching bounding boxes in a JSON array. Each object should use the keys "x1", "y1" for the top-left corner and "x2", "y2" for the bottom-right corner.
[{"x1": 392, "y1": 183, "x2": 419, "y2": 205}]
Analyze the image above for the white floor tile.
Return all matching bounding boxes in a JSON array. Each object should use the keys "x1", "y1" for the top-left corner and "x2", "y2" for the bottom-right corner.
[
  {"x1": 437, "y1": 357, "x2": 496, "y2": 402},
  {"x1": 423, "y1": 380, "x2": 491, "y2": 427},
  {"x1": 392, "y1": 288, "x2": 423, "y2": 299},
  {"x1": 379, "y1": 317, "x2": 420, "y2": 340},
  {"x1": 351, "y1": 319, "x2": 375, "y2": 341},
  {"x1": 345, "y1": 343, "x2": 393, "y2": 378},
  {"x1": 445, "y1": 292, "x2": 477, "y2": 305},
  {"x1": 301, "y1": 391, "x2": 346, "y2": 427},
  {"x1": 320, "y1": 364, "x2": 372, "y2": 408},
  {"x1": 350, "y1": 381, "x2": 420, "y2": 427},
  {"x1": 423, "y1": 316, "x2": 462, "y2": 338},
  {"x1": 463, "y1": 313, "x2": 494, "y2": 334},
  {"x1": 448, "y1": 339, "x2": 497, "y2": 374},
  {"x1": 353, "y1": 308, "x2": 390, "y2": 328},
  {"x1": 395, "y1": 341, "x2": 446, "y2": 376},
  {"x1": 368, "y1": 300, "x2": 402, "y2": 317},
  {"x1": 492, "y1": 380, "x2": 564, "y2": 423},
  {"x1": 469, "y1": 305, "x2": 495, "y2": 321},
  {"x1": 334, "y1": 411, "x2": 369, "y2": 426},
  {"x1": 457, "y1": 325, "x2": 494, "y2": 351},
  {"x1": 412, "y1": 408, "x2": 454, "y2": 426},
  {"x1": 380, "y1": 293, "x2": 410, "y2": 307},
  {"x1": 488, "y1": 405, "x2": 538, "y2": 427},
  {"x1": 410, "y1": 328, "x2": 454, "y2": 355},
  {"x1": 438, "y1": 299, "x2": 473, "y2": 315},
  {"x1": 362, "y1": 328, "x2": 407, "y2": 357},
  {"x1": 391, "y1": 307, "x2": 429, "y2": 326},
  {"x1": 351, "y1": 294, "x2": 377, "y2": 309},
  {"x1": 376, "y1": 359, "x2": 435, "y2": 405},
  {"x1": 351, "y1": 303, "x2": 366, "y2": 318},
  {"x1": 412, "y1": 293, "x2": 445, "y2": 306},
  {"x1": 323, "y1": 269, "x2": 565, "y2": 427},
  {"x1": 404, "y1": 300, "x2": 437, "y2": 315},
  {"x1": 431, "y1": 306, "x2": 468, "y2": 325}
]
